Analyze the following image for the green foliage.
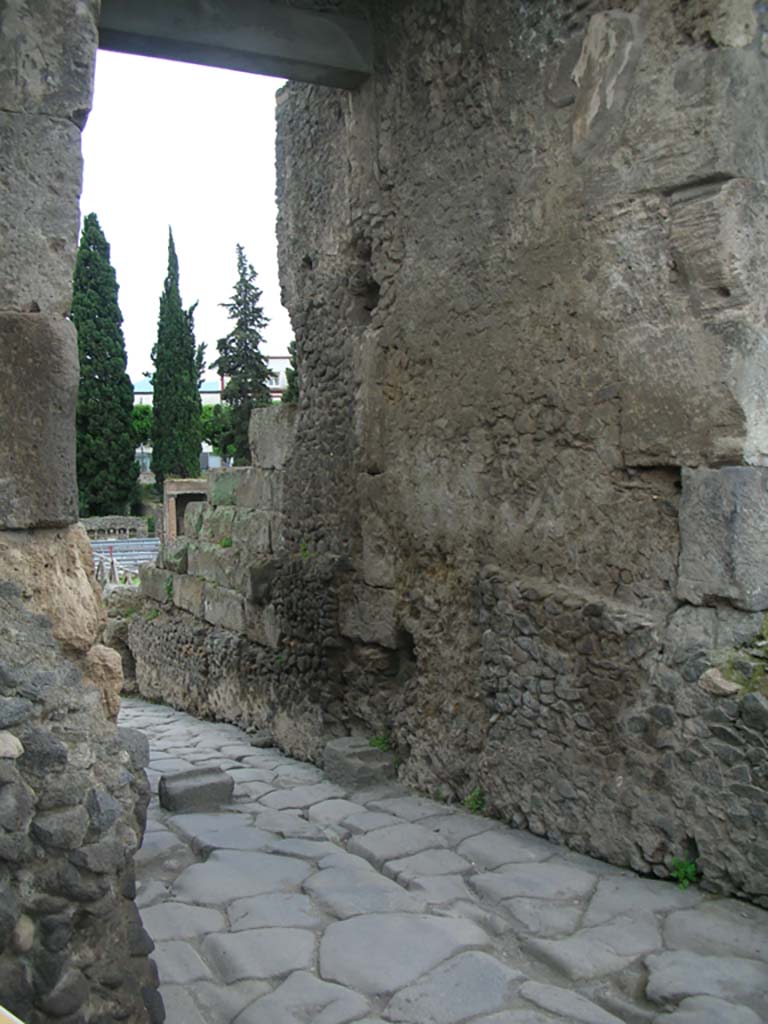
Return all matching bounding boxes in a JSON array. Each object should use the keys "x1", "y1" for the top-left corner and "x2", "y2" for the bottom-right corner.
[
  {"x1": 281, "y1": 338, "x2": 300, "y2": 405},
  {"x1": 132, "y1": 403, "x2": 153, "y2": 447},
  {"x1": 212, "y1": 244, "x2": 274, "y2": 464},
  {"x1": 299, "y1": 540, "x2": 310, "y2": 560},
  {"x1": 219, "y1": 536, "x2": 233, "y2": 549},
  {"x1": 145, "y1": 608, "x2": 159, "y2": 622},
  {"x1": 670, "y1": 857, "x2": 698, "y2": 890},
  {"x1": 200, "y1": 404, "x2": 236, "y2": 459},
  {"x1": 464, "y1": 787, "x2": 485, "y2": 814},
  {"x1": 369, "y1": 734, "x2": 391, "y2": 752},
  {"x1": 71, "y1": 213, "x2": 138, "y2": 516},
  {"x1": 150, "y1": 228, "x2": 204, "y2": 488},
  {"x1": 146, "y1": 516, "x2": 156, "y2": 536},
  {"x1": 164, "y1": 576, "x2": 173, "y2": 600}
]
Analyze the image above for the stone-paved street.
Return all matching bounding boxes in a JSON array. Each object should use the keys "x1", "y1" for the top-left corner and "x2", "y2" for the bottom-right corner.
[{"x1": 120, "y1": 698, "x2": 768, "y2": 1024}]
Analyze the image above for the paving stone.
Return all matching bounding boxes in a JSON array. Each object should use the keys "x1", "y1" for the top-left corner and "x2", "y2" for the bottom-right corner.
[
  {"x1": 408, "y1": 874, "x2": 475, "y2": 905},
  {"x1": 458, "y1": 831, "x2": 555, "y2": 869},
  {"x1": 168, "y1": 811, "x2": 253, "y2": 839},
  {"x1": 347, "y1": 823, "x2": 446, "y2": 869},
  {"x1": 152, "y1": 940, "x2": 214, "y2": 984},
  {"x1": 306, "y1": 867, "x2": 427, "y2": 917},
  {"x1": 260, "y1": 782, "x2": 347, "y2": 810},
  {"x1": 189, "y1": 825, "x2": 274, "y2": 854},
  {"x1": 141, "y1": 902, "x2": 226, "y2": 940},
  {"x1": 266, "y1": 838, "x2": 341, "y2": 861},
  {"x1": 233, "y1": 780, "x2": 277, "y2": 800},
  {"x1": 520, "y1": 981, "x2": 624, "y2": 1024},
  {"x1": 504, "y1": 897, "x2": 583, "y2": 937},
  {"x1": 527, "y1": 912, "x2": 662, "y2": 980},
  {"x1": 343, "y1": 811, "x2": 404, "y2": 834},
  {"x1": 384, "y1": 951, "x2": 525, "y2": 1024},
  {"x1": 584, "y1": 876, "x2": 700, "y2": 927},
  {"x1": 159, "y1": 767, "x2": 235, "y2": 811},
  {"x1": 173, "y1": 850, "x2": 312, "y2": 904},
  {"x1": 233, "y1": 970, "x2": 370, "y2": 1024},
  {"x1": 220, "y1": 744, "x2": 262, "y2": 759},
  {"x1": 202, "y1": 927, "x2": 316, "y2": 982},
  {"x1": 384, "y1": 848, "x2": 473, "y2": 884},
  {"x1": 308, "y1": 799, "x2": 366, "y2": 827},
  {"x1": 135, "y1": 879, "x2": 172, "y2": 909},
  {"x1": 195, "y1": 757, "x2": 245, "y2": 770},
  {"x1": 471, "y1": 1015, "x2": 562, "y2": 1024},
  {"x1": 645, "y1": 951, "x2": 768, "y2": 1007},
  {"x1": 227, "y1": 767, "x2": 276, "y2": 784},
  {"x1": 253, "y1": 810, "x2": 326, "y2": 837},
  {"x1": 419, "y1": 812, "x2": 498, "y2": 846},
  {"x1": 274, "y1": 763, "x2": 326, "y2": 783},
  {"x1": 134, "y1": 831, "x2": 187, "y2": 866},
  {"x1": 319, "y1": 913, "x2": 491, "y2": 994},
  {"x1": 652, "y1": 995, "x2": 763, "y2": 1024},
  {"x1": 150, "y1": 758, "x2": 196, "y2": 773},
  {"x1": 319, "y1": 850, "x2": 379, "y2": 871},
  {"x1": 447, "y1": 900, "x2": 513, "y2": 937},
  {"x1": 369, "y1": 796, "x2": 456, "y2": 822},
  {"x1": 159, "y1": 984, "x2": 208, "y2": 1024},
  {"x1": 471, "y1": 862, "x2": 597, "y2": 903},
  {"x1": 229, "y1": 893, "x2": 324, "y2": 930},
  {"x1": 663, "y1": 900, "x2": 768, "y2": 962},
  {"x1": 191, "y1": 979, "x2": 272, "y2": 1023}
]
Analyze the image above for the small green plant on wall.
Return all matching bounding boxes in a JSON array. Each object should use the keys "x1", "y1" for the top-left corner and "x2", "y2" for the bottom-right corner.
[
  {"x1": 464, "y1": 787, "x2": 485, "y2": 814},
  {"x1": 220, "y1": 536, "x2": 233, "y2": 549},
  {"x1": 165, "y1": 576, "x2": 173, "y2": 599},
  {"x1": 670, "y1": 856, "x2": 698, "y2": 890},
  {"x1": 369, "y1": 734, "x2": 391, "y2": 752}
]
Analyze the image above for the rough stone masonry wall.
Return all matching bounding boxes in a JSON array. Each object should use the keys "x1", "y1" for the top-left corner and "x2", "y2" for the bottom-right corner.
[
  {"x1": 0, "y1": 2, "x2": 159, "y2": 1020},
  {"x1": 274, "y1": 0, "x2": 768, "y2": 903}
]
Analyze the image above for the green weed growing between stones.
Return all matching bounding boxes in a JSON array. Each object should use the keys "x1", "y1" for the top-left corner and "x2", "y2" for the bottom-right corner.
[
  {"x1": 464, "y1": 787, "x2": 485, "y2": 814},
  {"x1": 670, "y1": 856, "x2": 698, "y2": 889},
  {"x1": 220, "y1": 536, "x2": 233, "y2": 549},
  {"x1": 165, "y1": 576, "x2": 173, "y2": 599},
  {"x1": 369, "y1": 734, "x2": 391, "y2": 752}
]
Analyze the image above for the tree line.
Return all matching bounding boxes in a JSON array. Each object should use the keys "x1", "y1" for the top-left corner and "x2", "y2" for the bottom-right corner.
[{"x1": 71, "y1": 214, "x2": 299, "y2": 516}]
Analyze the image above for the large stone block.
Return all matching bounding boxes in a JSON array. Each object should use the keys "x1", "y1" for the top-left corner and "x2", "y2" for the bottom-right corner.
[
  {"x1": 324, "y1": 737, "x2": 396, "y2": 788},
  {"x1": 139, "y1": 564, "x2": 173, "y2": 605},
  {"x1": 232, "y1": 509, "x2": 272, "y2": 554},
  {"x1": 245, "y1": 602, "x2": 280, "y2": 648},
  {"x1": 0, "y1": 525, "x2": 103, "y2": 652},
  {"x1": 678, "y1": 467, "x2": 768, "y2": 610},
  {"x1": 173, "y1": 574, "x2": 205, "y2": 618},
  {"x1": 158, "y1": 768, "x2": 234, "y2": 812},
  {"x1": 339, "y1": 584, "x2": 399, "y2": 649},
  {"x1": 249, "y1": 404, "x2": 297, "y2": 470},
  {"x1": 203, "y1": 584, "x2": 247, "y2": 634},
  {"x1": 0, "y1": 313, "x2": 78, "y2": 527},
  {"x1": 0, "y1": 114, "x2": 83, "y2": 315},
  {"x1": 187, "y1": 541, "x2": 248, "y2": 593},
  {"x1": 0, "y1": 0, "x2": 97, "y2": 124}
]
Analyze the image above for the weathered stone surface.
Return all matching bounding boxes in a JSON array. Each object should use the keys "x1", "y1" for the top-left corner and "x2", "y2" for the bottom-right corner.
[
  {"x1": 82, "y1": 642, "x2": 123, "y2": 719},
  {"x1": 653, "y1": 996, "x2": 762, "y2": 1024},
  {"x1": 384, "y1": 849, "x2": 472, "y2": 884},
  {"x1": 235, "y1": 970, "x2": 369, "y2": 1024},
  {"x1": 678, "y1": 467, "x2": 768, "y2": 610},
  {"x1": 472, "y1": 863, "x2": 597, "y2": 903},
  {"x1": 584, "y1": 877, "x2": 700, "y2": 928},
  {"x1": 698, "y1": 668, "x2": 741, "y2": 697},
  {"x1": 347, "y1": 823, "x2": 446, "y2": 869},
  {"x1": 173, "y1": 850, "x2": 312, "y2": 903},
  {"x1": 663, "y1": 901, "x2": 768, "y2": 962},
  {"x1": 324, "y1": 737, "x2": 397, "y2": 788},
  {"x1": 339, "y1": 583, "x2": 398, "y2": 648},
  {"x1": 384, "y1": 951, "x2": 524, "y2": 1023},
  {"x1": 158, "y1": 767, "x2": 234, "y2": 811},
  {"x1": 228, "y1": 892, "x2": 323, "y2": 931},
  {"x1": 0, "y1": 732, "x2": 24, "y2": 759},
  {"x1": 173, "y1": 572, "x2": 206, "y2": 617},
  {"x1": 527, "y1": 912, "x2": 662, "y2": 980},
  {"x1": 458, "y1": 830, "x2": 554, "y2": 869},
  {"x1": 520, "y1": 981, "x2": 624, "y2": 1024},
  {"x1": 261, "y1": 781, "x2": 346, "y2": 810},
  {"x1": 249, "y1": 403, "x2": 297, "y2": 470},
  {"x1": 152, "y1": 939, "x2": 214, "y2": 983},
  {"x1": 139, "y1": 564, "x2": 174, "y2": 605},
  {"x1": 305, "y1": 866, "x2": 426, "y2": 917},
  {"x1": 0, "y1": 336, "x2": 77, "y2": 527},
  {"x1": 204, "y1": 583, "x2": 248, "y2": 633},
  {"x1": 139, "y1": 902, "x2": 226, "y2": 940},
  {"x1": 203, "y1": 927, "x2": 316, "y2": 981},
  {"x1": 319, "y1": 913, "x2": 491, "y2": 994},
  {"x1": 645, "y1": 950, "x2": 768, "y2": 1007}
]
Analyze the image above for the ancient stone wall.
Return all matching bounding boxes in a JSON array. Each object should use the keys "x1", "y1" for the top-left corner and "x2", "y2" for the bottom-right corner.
[
  {"x1": 0, "y1": 2, "x2": 159, "y2": 1019},
  {"x1": 81, "y1": 517, "x2": 149, "y2": 539},
  {"x1": 270, "y1": 0, "x2": 768, "y2": 903}
]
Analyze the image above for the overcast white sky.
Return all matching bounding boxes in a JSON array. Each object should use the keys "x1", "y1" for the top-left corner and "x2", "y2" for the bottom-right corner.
[{"x1": 80, "y1": 51, "x2": 291, "y2": 381}]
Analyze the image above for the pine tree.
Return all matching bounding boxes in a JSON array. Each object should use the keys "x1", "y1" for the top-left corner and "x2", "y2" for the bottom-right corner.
[
  {"x1": 150, "y1": 229, "x2": 204, "y2": 488},
  {"x1": 72, "y1": 213, "x2": 138, "y2": 516},
  {"x1": 281, "y1": 339, "x2": 300, "y2": 405},
  {"x1": 212, "y1": 244, "x2": 274, "y2": 464}
]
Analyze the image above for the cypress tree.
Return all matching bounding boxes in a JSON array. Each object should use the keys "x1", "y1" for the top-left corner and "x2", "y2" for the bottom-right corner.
[
  {"x1": 72, "y1": 213, "x2": 138, "y2": 516},
  {"x1": 212, "y1": 244, "x2": 273, "y2": 464},
  {"x1": 151, "y1": 229, "x2": 203, "y2": 488}
]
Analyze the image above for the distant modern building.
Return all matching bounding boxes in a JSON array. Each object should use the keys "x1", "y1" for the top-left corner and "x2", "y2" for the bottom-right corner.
[{"x1": 132, "y1": 356, "x2": 289, "y2": 477}]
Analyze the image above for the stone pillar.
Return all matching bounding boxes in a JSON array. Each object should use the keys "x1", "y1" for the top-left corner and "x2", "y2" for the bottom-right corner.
[{"x1": 0, "y1": 2, "x2": 160, "y2": 1019}]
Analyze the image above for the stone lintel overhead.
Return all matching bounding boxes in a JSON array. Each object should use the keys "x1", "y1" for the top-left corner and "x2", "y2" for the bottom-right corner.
[{"x1": 98, "y1": 0, "x2": 372, "y2": 89}]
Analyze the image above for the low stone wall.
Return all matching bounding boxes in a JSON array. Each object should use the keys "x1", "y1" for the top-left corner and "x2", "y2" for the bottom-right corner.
[
  {"x1": 81, "y1": 516, "x2": 149, "y2": 539},
  {"x1": 0, "y1": 583, "x2": 158, "y2": 1022}
]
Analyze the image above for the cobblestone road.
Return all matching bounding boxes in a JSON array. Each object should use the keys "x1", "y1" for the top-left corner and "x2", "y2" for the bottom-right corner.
[{"x1": 120, "y1": 698, "x2": 768, "y2": 1024}]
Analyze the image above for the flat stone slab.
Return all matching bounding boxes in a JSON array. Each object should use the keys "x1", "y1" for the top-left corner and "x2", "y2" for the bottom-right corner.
[
  {"x1": 202, "y1": 927, "x2": 316, "y2": 982},
  {"x1": 505, "y1": 897, "x2": 584, "y2": 937},
  {"x1": 260, "y1": 782, "x2": 346, "y2": 810},
  {"x1": 252, "y1": 810, "x2": 326, "y2": 837},
  {"x1": 134, "y1": 830, "x2": 187, "y2": 866},
  {"x1": 527, "y1": 912, "x2": 662, "y2": 980},
  {"x1": 663, "y1": 900, "x2": 768, "y2": 962},
  {"x1": 408, "y1": 874, "x2": 475, "y2": 905},
  {"x1": 234, "y1": 970, "x2": 370, "y2": 1024},
  {"x1": 419, "y1": 812, "x2": 497, "y2": 846},
  {"x1": 173, "y1": 850, "x2": 312, "y2": 904},
  {"x1": 645, "y1": 950, "x2": 768, "y2": 1008},
  {"x1": 520, "y1": 981, "x2": 625, "y2": 1023},
  {"x1": 306, "y1": 867, "x2": 427, "y2": 917},
  {"x1": 140, "y1": 902, "x2": 226, "y2": 940},
  {"x1": 471, "y1": 862, "x2": 596, "y2": 902},
  {"x1": 384, "y1": 848, "x2": 473, "y2": 884},
  {"x1": 368, "y1": 796, "x2": 454, "y2": 822},
  {"x1": 229, "y1": 892, "x2": 324, "y2": 931},
  {"x1": 383, "y1": 951, "x2": 525, "y2": 1024},
  {"x1": 308, "y1": 798, "x2": 366, "y2": 827},
  {"x1": 584, "y1": 876, "x2": 700, "y2": 927},
  {"x1": 458, "y1": 830, "x2": 555, "y2": 869},
  {"x1": 654, "y1": 995, "x2": 763, "y2": 1024},
  {"x1": 347, "y1": 823, "x2": 446, "y2": 869},
  {"x1": 188, "y1": 825, "x2": 274, "y2": 854},
  {"x1": 159, "y1": 767, "x2": 234, "y2": 812},
  {"x1": 152, "y1": 940, "x2": 214, "y2": 984},
  {"x1": 343, "y1": 811, "x2": 404, "y2": 834},
  {"x1": 168, "y1": 811, "x2": 252, "y2": 839},
  {"x1": 319, "y1": 913, "x2": 491, "y2": 994}
]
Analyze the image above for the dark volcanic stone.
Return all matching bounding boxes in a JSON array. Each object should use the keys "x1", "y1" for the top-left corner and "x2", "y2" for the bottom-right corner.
[{"x1": 0, "y1": 696, "x2": 34, "y2": 728}]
